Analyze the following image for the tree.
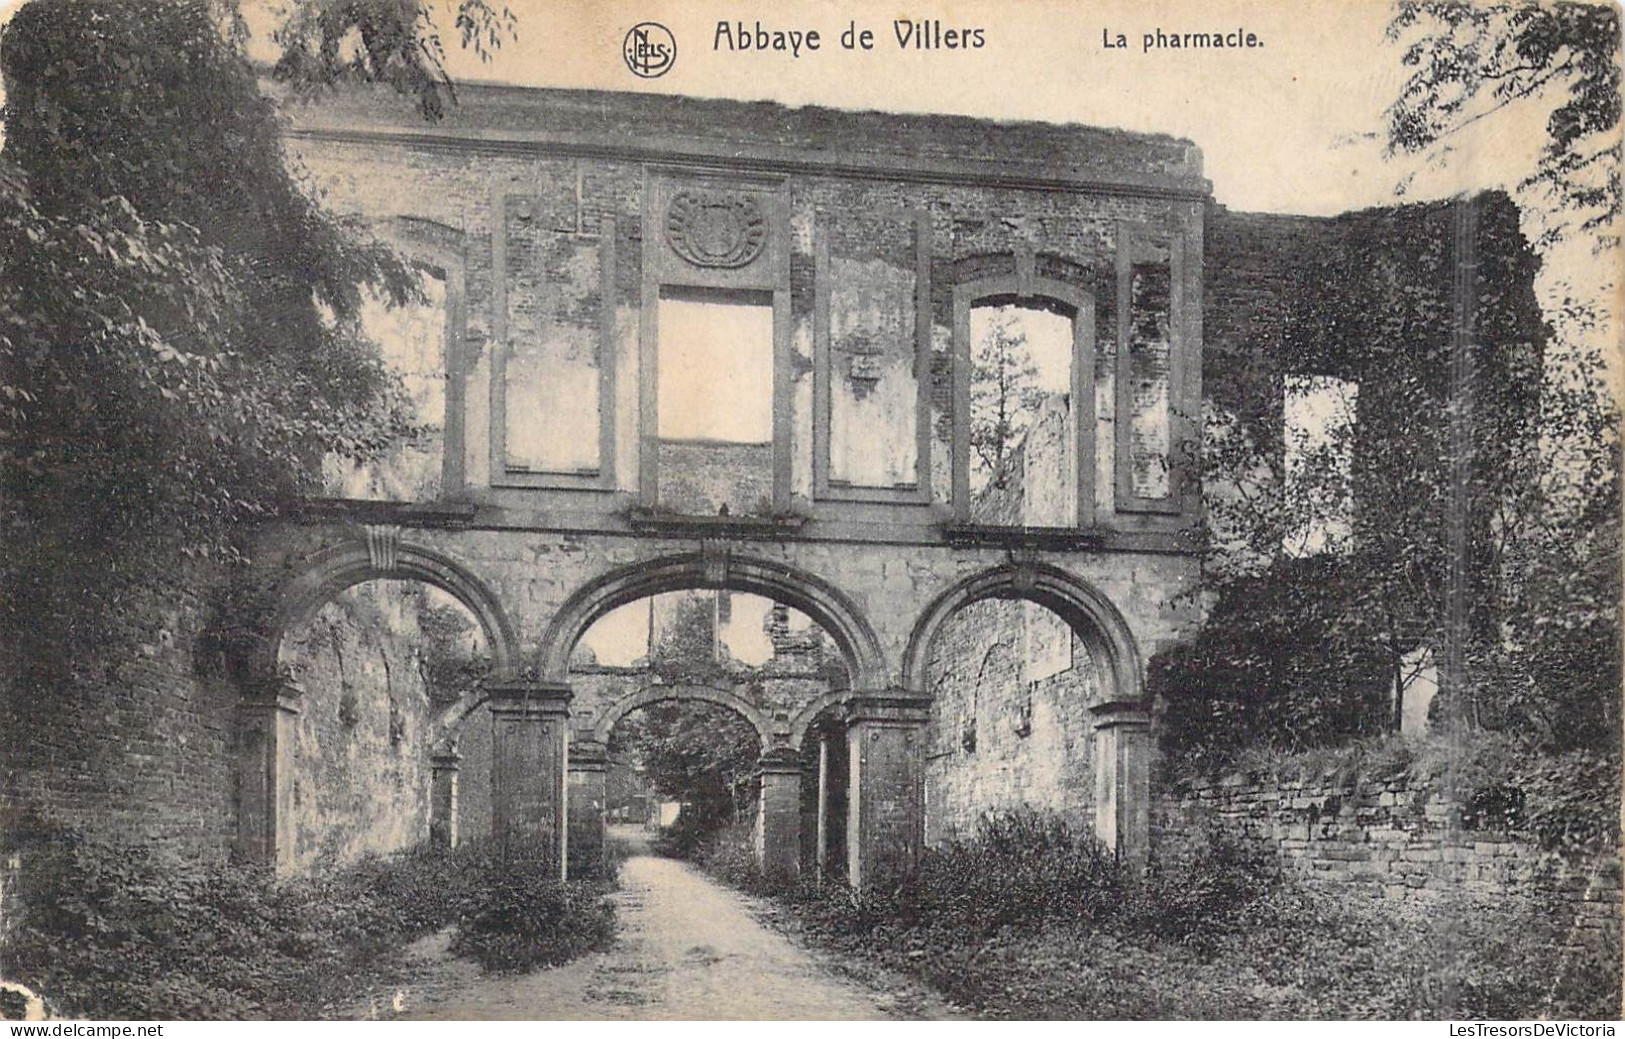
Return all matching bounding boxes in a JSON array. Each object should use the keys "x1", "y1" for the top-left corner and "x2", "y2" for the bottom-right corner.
[
  {"x1": 0, "y1": 0, "x2": 428, "y2": 663},
  {"x1": 268, "y1": 0, "x2": 516, "y2": 120},
  {"x1": 1383, "y1": 1, "x2": 1621, "y2": 744},
  {"x1": 968, "y1": 311, "x2": 1044, "y2": 492},
  {"x1": 612, "y1": 702, "x2": 761, "y2": 827},
  {"x1": 1385, "y1": 1, "x2": 1622, "y2": 248}
]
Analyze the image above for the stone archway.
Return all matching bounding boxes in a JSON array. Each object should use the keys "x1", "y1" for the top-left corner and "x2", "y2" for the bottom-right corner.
[
  {"x1": 236, "y1": 532, "x2": 518, "y2": 871},
  {"x1": 568, "y1": 682, "x2": 801, "y2": 879},
  {"x1": 536, "y1": 551, "x2": 888, "y2": 690},
  {"x1": 589, "y1": 682, "x2": 781, "y2": 749},
  {"x1": 904, "y1": 562, "x2": 1150, "y2": 863},
  {"x1": 264, "y1": 534, "x2": 517, "y2": 677},
  {"x1": 528, "y1": 556, "x2": 882, "y2": 881}
]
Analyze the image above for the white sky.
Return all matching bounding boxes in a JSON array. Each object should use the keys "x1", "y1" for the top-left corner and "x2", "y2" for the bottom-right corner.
[
  {"x1": 580, "y1": 591, "x2": 811, "y2": 667},
  {"x1": 657, "y1": 295, "x2": 775, "y2": 442},
  {"x1": 417, "y1": 0, "x2": 1543, "y2": 218}
]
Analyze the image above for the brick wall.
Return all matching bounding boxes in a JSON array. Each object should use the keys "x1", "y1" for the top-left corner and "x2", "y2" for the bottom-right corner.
[
  {"x1": 1154, "y1": 769, "x2": 1622, "y2": 943},
  {"x1": 286, "y1": 85, "x2": 1200, "y2": 516},
  {"x1": 924, "y1": 599, "x2": 1100, "y2": 844},
  {"x1": 655, "y1": 440, "x2": 775, "y2": 516},
  {"x1": 283, "y1": 82, "x2": 1203, "y2": 183},
  {"x1": 0, "y1": 548, "x2": 238, "y2": 860}
]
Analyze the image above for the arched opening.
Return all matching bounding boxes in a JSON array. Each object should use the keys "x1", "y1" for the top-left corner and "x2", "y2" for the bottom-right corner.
[
  {"x1": 906, "y1": 565, "x2": 1146, "y2": 860},
  {"x1": 602, "y1": 696, "x2": 765, "y2": 864},
  {"x1": 536, "y1": 552, "x2": 886, "y2": 690},
  {"x1": 793, "y1": 700, "x2": 850, "y2": 879},
  {"x1": 275, "y1": 578, "x2": 491, "y2": 871},
  {"x1": 968, "y1": 297, "x2": 1078, "y2": 524},
  {"x1": 445, "y1": 582, "x2": 853, "y2": 884},
  {"x1": 237, "y1": 539, "x2": 514, "y2": 871},
  {"x1": 952, "y1": 274, "x2": 1097, "y2": 528}
]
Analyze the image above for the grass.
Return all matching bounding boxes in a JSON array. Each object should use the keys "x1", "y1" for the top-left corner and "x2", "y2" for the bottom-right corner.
[
  {"x1": 0, "y1": 818, "x2": 618, "y2": 1019},
  {"x1": 689, "y1": 809, "x2": 1621, "y2": 1020}
]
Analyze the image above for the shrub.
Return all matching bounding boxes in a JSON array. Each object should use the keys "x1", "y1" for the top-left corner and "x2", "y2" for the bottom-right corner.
[
  {"x1": 653, "y1": 805, "x2": 726, "y2": 861},
  {"x1": 692, "y1": 807, "x2": 1620, "y2": 1019},
  {"x1": 0, "y1": 818, "x2": 618, "y2": 1018},
  {"x1": 690, "y1": 821, "x2": 774, "y2": 893},
  {"x1": 450, "y1": 848, "x2": 616, "y2": 972},
  {"x1": 1136, "y1": 829, "x2": 1280, "y2": 955}
]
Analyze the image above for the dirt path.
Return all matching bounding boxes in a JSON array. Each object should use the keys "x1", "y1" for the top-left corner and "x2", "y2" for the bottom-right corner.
[{"x1": 353, "y1": 849, "x2": 956, "y2": 1020}]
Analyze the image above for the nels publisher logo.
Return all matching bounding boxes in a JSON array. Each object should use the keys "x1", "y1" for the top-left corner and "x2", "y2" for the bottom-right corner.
[{"x1": 623, "y1": 22, "x2": 676, "y2": 78}]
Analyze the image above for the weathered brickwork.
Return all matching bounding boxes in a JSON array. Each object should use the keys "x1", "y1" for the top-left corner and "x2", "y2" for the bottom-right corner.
[
  {"x1": 926, "y1": 403, "x2": 1106, "y2": 842},
  {"x1": 0, "y1": 548, "x2": 238, "y2": 859},
  {"x1": 9, "y1": 83, "x2": 1554, "y2": 897},
  {"x1": 285, "y1": 84, "x2": 1205, "y2": 523},
  {"x1": 925, "y1": 599, "x2": 1099, "y2": 843},
  {"x1": 1154, "y1": 772, "x2": 1622, "y2": 940},
  {"x1": 655, "y1": 441, "x2": 775, "y2": 517}
]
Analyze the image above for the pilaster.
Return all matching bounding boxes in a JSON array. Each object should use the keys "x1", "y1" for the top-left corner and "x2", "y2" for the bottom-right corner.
[
  {"x1": 1091, "y1": 700, "x2": 1151, "y2": 867},
  {"x1": 487, "y1": 679, "x2": 572, "y2": 877},
  {"x1": 844, "y1": 692, "x2": 929, "y2": 887},
  {"x1": 235, "y1": 679, "x2": 302, "y2": 871},
  {"x1": 567, "y1": 737, "x2": 609, "y2": 878}
]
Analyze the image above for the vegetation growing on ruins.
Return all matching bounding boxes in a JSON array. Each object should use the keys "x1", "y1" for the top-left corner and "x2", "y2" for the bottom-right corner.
[
  {"x1": 1173, "y1": 189, "x2": 1618, "y2": 760},
  {"x1": 0, "y1": 818, "x2": 616, "y2": 1019},
  {"x1": 968, "y1": 313, "x2": 1044, "y2": 490},
  {"x1": 690, "y1": 809, "x2": 1620, "y2": 1019},
  {"x1": 0, "y1": 0, "x2": 423, "y2": 665}
]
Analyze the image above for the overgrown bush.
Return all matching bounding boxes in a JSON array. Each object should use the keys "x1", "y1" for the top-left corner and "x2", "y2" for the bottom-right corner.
[
  {"x1": 451, "y1": 867, "x2": 616, "y2": 972},
  {"x1": 687, "y1": 820, "x2": 768, "y2": 892},
  {"x1": 0, "y1": 818, "x2": 617, "y2": 1019},
  {"x1": 691, "y1": 807, "x2": 1620, "y2": 1019}
]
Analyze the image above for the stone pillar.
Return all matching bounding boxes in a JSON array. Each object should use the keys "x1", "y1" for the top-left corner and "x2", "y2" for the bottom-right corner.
[
  {"x1": 1091, "y1": 700, "x2": 1151, "y2": 868},
  {"x1": 429, "y1": 746, "x2": 462, "y2": 849},
  {"x1": 235, "y1": 678, "x2": 302, "y2": 871},
  {"x1": 756, "y1": 748, "x2": 803, "y2": 881},
  {"x1": 487, "y1": 679, "x2": 572, "y2": 878},
  {"x1": 844, "y1": 693, "x2": 928, "y2": 888},
  {"x1": 567, "y1": 738, "x2": 609, "y2": 879},
  {"x1": 815, "y1": 735, "x2": 831, "y2": 881}
]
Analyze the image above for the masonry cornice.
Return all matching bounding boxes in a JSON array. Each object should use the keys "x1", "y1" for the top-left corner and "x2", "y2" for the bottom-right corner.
[{"x1": 283, "y1": 124, "x2": 1213, "y2": 202}]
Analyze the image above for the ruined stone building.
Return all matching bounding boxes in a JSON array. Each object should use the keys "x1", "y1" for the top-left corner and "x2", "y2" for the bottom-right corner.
[{"x1": 1, "y1": 83, "x2": 1547, "y2": 888}]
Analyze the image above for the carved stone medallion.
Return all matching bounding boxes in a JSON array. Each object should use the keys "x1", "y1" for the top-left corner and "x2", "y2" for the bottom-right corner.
[{"x1": 665, "y1": 189, "x2": 769, "y2": 268}]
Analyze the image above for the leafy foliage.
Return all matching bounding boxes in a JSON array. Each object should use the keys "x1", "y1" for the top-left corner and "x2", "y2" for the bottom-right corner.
[
  {"x1": 968, "y1": 311, "x2": 1045, "y2": 492},
  {"x1": 1385, "y1": 1, "x2": 1621, "y2": 248},
  {"x1": 0, "y1": 0, "x2": 419, "y2": 664},
  {"x1": 450, "y1": 864, "x2": 617, "y2": 972},
  {"x1": 271, "y1": 0, "x2": 517, "y2": 120},
  {"x1": 695, "y1": 809, "x2": 1620, "y2": 1019},
  {"x1": 607, "y1": 593, "x2": 766, "y2": 840},
  {"x1": 0, "y1": 818, "x2": 616, "y2": 1019},
  {"x1": 620, "y1": 700, "x2": 762, "y2": 845},
  {"x1": 417, "y1": 597, "x2": 491, "y2": 707},
  {"x1": 1189, "y1": 192, "x2": 1620, "y2": 752}
]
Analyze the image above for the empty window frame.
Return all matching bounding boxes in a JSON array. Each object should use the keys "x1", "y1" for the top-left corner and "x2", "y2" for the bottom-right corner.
[
  {"x1": 653, "y1": 287, "x2": 776, "y2": 515},
  {"x1": 952, "y1": 277, "x2": 1095, "y2": 528},
  {"x1": 1282, "y1": 373, "x2": 1358, "y2": 557}
]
